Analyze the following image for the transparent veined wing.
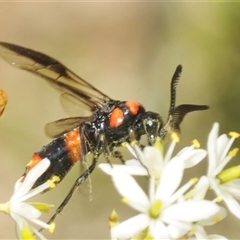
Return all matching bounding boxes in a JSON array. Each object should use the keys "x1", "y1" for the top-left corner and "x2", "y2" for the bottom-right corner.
[
  {"x1": 45, "y1": 116, "x2": 94, "y2": 138},
  {"x1": 0, "y1": 42, "x2": 112, "y2": 111}
]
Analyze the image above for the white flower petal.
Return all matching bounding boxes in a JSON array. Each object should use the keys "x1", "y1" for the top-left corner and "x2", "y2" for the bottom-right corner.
[
  {"x1": 149, "y1": 176, "x2": 159, "y2": 203},
  {"x1": 168, "y1": 179, "x2": 197, "y2": 205},
  {"x1": 216, "y1": 134, "x2": 231, "y2": 161},
  {"x1": 11, "y1": 202, "x2": 41, "y2": 219},
  {"x1": 193, "y1": 176, "x2": 209, "y2": 200},
  {"x1": 194, "y1": 225, "x2": 209, "y2": 239},
  {"x1": 142, "y1": 146, "x2": 163, "y2": 173},
  {"x1": 98, "y1": 163, "x2": 148, "y2": 176},
  {"x1": 176, "y1": 146, "x2": 193, "y2": 156},
  {"x1": 164, "y1": 138, "x2": 177, "y2": 165},
  {"x1": 111, "y1": 213, "x2": 150, "y2": 239},
  {"x1": 207, "y1": 122, "x2": 219, "y2": 175},
  {"x1": 112, "y1": 168, "x2": 150, "y2": 212},
  {"x1": 10, "y1": 211, "x2": 24, "y2": 229},
  {"x1": 3, "y1": 159, "x2": 52, "y2": 240},
  {"x1": 167, "y1": 223, "x2": 189, "y2": 239},
  {"x1": 12, "y1": 211, "x2": 48, "y2": 240},
  {"x1": 221, "y1": 179, "x2": 240, "y2": 200},
  {"x1": 11, "y1": 158, "x2": 50, "y2": 201},
  {"x1": 199, "y1": 206, "x2": 227, "y2": 226},
  {"x1": 161, "y1": 216, "x2": 191, "y2": 231},
  {"x1": 98, "y1": 163, "x2": 113, "y2": 175},
  {"x1": 149, "y1": 219, "x2": 170, "y2": 239},
  {"x1": 121, "y1": 166, "x2": 148, "y2": 175},
  {"x1": 10, "y1": 202, "x2": 50, "y2": 237},
  {"x1": 207, "y1": 234, "x2": 228, "y2": 240},
  {"x1": 156, "y1": 157, "x2": 184, "y2": 201},
  {"x1": 14, "y1": 178, "x2": 24, "y2": 193},
  {"x1": 28, "y1": 218, "x2": 51, "y2": 230},
  {"x1": 162, "y1": 200, "x2": 220, "y2": 222},
  {"x1": 11, "y1": 212, "x2": 26, "y2": 239},
  {"x1": 209, "y1": 177, "x2": 222, "y2": 197},
  {"x1": 125, "y1": 159, "x2": 142, "y2": 166},
  {"x1": 221, "y1": 190, "x2": 240, "y2": 219},
  {"x1": 31, "y1": 225, "x2": 48, "y2": 240},
  {"x1": 182, "y1": 149, "x2": 207, "y2": 168}
]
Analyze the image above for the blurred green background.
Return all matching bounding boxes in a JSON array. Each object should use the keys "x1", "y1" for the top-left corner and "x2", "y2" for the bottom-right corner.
[{"x1": 1, "y1": 2, "x2": 240, "y2": 239}]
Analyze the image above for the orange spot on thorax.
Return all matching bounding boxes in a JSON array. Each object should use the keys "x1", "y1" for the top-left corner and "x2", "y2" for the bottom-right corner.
[
  {"x1": 109, "y1": 108, "x2": 124, "y2": 128},
  {"x1": 125, "y1": 101, "x2": 140, "y2": 115}
]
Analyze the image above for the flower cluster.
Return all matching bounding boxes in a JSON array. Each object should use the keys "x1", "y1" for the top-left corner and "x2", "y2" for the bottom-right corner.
[
  {"x1": 1, "y1": 122, "x2": 240, "y2": 240},
  {"x1": 99, "y1": 122, "x2": 240, "y2": 240},
  {"x1": 0, "y1": 158, "x2": 56, "y2": 240}
]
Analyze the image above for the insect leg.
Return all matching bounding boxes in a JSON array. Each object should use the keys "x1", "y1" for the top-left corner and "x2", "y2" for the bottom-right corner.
[
  {"x1": 112, "y1": 150, "x2": 125, "y2": 164},
  {"x1": 40, "y1": 130, "x2": 106, "y2": 231},
  {"x1": 40, "y1": 156, "x2": 98, "y2": 232}
]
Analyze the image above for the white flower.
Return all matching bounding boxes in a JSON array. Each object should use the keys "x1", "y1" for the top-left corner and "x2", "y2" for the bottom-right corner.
[
  {"x1": 203, "y1": 122, "x2": 240, "y2": 218},
  {"x1": 109, "y1": 164, "x2": 221, "y2": 239},
  {"x1": 0, "y1": 158, "x2": 56, "y2": 240},
  {"x1": 99, "y1": 134, "x2": 207, "y2": 180},
  {"x1": 185, "y1": 177, "x2": 227, "y2": 239}
]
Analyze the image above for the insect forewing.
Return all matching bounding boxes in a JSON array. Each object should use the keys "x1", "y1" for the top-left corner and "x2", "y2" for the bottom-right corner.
[{"x1": 0, "y1": 42, "x2": 112, "y2": 111}]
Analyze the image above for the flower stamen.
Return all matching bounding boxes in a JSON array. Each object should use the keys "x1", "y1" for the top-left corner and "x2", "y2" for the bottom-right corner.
[
  {"x1": 228, "y1": 148, "x2": 239, "y2": 157},
  {"x1": 48, "y1": 222, "x2": 55, "y2": 233},
  {"x1": 171, "y1": 133, "x2": 180, "y2": 142},
  {"x1": 213, "y1": 215, "x2": 223, "y2": 223},
  {"x1": 109, "y1": 209, "x2": 119, "y2": 228},
  {"x1": 229, "y1": 131, "x2": 240, "y2": 138},
  {"x1": 192, "y1": 139, "x2": 200, "y2": 148},
  {"x1": 121, "y1": 198, "x2": 129, "y2": 204}
]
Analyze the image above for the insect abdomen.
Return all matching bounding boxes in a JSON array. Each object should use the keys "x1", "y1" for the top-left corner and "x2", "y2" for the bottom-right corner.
[{"x1": 23, "y1": 128, "x2": 83, "y2": 188}]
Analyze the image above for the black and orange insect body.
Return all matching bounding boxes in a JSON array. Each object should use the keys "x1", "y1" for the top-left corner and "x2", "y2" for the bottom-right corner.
[
  {"x1": 24, "y1": 128, "x2": 83, "y2": 188},
  {"x1": 0, "y1": 42, "x2": 209, "y2": 225}
]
